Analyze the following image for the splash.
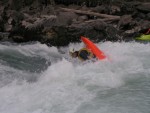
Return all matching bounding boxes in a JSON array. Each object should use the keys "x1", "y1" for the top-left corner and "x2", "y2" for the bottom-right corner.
[{"x1": 0, "y1": 41, "x2": 150, "y2": 113}]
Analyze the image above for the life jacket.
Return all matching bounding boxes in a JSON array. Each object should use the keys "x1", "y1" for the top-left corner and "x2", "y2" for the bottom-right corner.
[{"x1": 78, "y1": 48, "x2": 94, "y2": 61}]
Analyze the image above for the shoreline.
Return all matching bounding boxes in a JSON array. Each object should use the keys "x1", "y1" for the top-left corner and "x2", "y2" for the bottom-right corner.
[{"x1": 0, "y1": 0, "x2": 150, "y2": 46}]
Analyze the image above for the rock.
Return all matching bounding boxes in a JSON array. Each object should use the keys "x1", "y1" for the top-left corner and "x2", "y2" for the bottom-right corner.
[
  {"x1": 0, "y1": 17, "x2": 4, "y2": 32},
  {"x1": 117, "y1": 15, "x2": 132, "y2": 30},
  {"x1": 77, "y1": 15, "x2": 88, "y2": 22},
  {"x1": 120, "y1": 2, "x2": 141, "y2": 14},
  {"x1": 7, "y1": 10, "x2": 24, "y2": 23},
  {"x1": 0, "y1": 32, "x2": 9, "y2": 41},
  {"x1": 1, "y1": 10, "x2": 25, "y2": 32},
  {"x1": 40, "y1": 5, "x2": 56, "y2": 15},
  {"x1": 39, "y1": 19, "x2": 109, "y2": 46},
  {"x1": 22, "y1": 15, "x2": 57, "y2": 29},
  {"x1": 136, "y1": 3, "x2": 150, "y2": 13},
  {"x1": 92, "y1": 5, "x2": 109, "y2": 14},
  {"x1": 68, "y1": 4, "x2": 81, "y2": 10},
  {"x1": 11, "y1": 35, "x2": 25, "y2": 42},
  {"x1": 138, "y1": 13, "x2": 146, "y2": 19},
  {"x1": 48, "y1": 26, "x2": 69, "y2": 46},
  {"x1": 1, "y1": 8, "x2": 8, "y2": 23},
  {"x1": 55, "y1": 11, "x2": 78, "y2": 26},
  {"x1": 55, "y1": 0, "x2": 82, "y2": 6},
  {"x1": 9, "y1": 22, "x2": 26, "y2": 39},
  {"x1": 41, "y1": 27, "x2": 57, "y2": 43},
  {"x1": 110, "y1": 5, "x2": 121, "y2": 15},
  {"x1": 139, "y1": 20, "x2": 150, "y2": 31},
  {"x1": 4, "y1": 23, "x2": 12, "y2": 32},
  {"x1": 105, "y1": 25, "x2": 121, "y2": 41},
  {"x1": 62, "y1": 20, "x2": 106, "y2": 43},
  {"x1": 147, "y1": 13, "x2": 150, "y2": 20},
  {"x1": 8, "y1": 0, "x2": 24, "y2": 10},
  {"x1": 0, "y1": 0, "x2": 150, "y2": 46},
  {"x1": 23, "y1": 0, "x2": 35, "y2": 6}
]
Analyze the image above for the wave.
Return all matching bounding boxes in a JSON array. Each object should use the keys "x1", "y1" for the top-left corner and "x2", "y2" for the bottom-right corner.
[{"x1": 0, "y1": 41, "x2": 150, "y2": 113}]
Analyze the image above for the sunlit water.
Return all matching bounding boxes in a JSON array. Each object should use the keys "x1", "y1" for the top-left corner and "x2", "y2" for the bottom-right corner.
[{"x1": 0, "y1": 41, "x2": 150, "y2": 113}]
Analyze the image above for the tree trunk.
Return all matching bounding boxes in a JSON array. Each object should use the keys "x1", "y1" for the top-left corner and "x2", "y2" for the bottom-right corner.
[{"x1": 60, "y1": 7, "x2": 120, "y2": 20}]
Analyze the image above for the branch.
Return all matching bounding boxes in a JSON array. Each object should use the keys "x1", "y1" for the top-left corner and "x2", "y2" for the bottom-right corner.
[{"x1": 60, "y1": 7, "x2": 120, "y2": 20}]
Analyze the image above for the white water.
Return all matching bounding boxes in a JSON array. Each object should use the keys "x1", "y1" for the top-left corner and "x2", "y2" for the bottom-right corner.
[{"x1": 0, "y1": 41, "x2": 150, "y2": 113}]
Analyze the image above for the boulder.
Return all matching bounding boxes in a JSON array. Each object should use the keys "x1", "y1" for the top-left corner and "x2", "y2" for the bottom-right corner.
[
  {"x1": 22, "y1": 15, "x2": 57, "y2": 29},
  {"x1": 105, "y1": 25, "x2": 121, "y2": 41},
  {"x1": 147, "y1": 13, "x2": 150, "y2": 20},
  {"x1": 136, "y1": 3, "x2": 150, "y2": 13},
  {"x1": 138, "y1": 13, "x2": 146, "y2": 19},
  {"x1": 55, "y1": 11, "x2": 78, "y2": 26},
  {"x1": 0, "y1": 17, "x2": 4, "y2": 32},
  {"x1": 77, "y1": 15, "x2": 88, "y2": 22},
  {"x1": 8, "y1": 0, "x2": 24, "y2": 10},
  {"x1": 49, "y1": 20, "x2": 108, "y2": 46},
  {"x1": 0, "y1": 32, "x2": 9, "y2": 41},
  {"x1": 7, "y1": 10, "x2": 25, "y2": 22},
  {"x1": 117, "y1": 15, "x2": 132, "y2": 30},
  {"x1": 4, "y1": 23, "x2": 12, "y2": 32},
  {"x1": 120, "y1": 2, "x2": 141, "y2": 14},
  {"x1": 110, "y1": 5, "x2": 121, "y2": 15},
  {"x1": 11, "y1": 35, "x2": 25, "y2": 42},
  {"x1": 92, "y1": 5, "x2": 109, "y2": 14},
  {"x1": 41, "y1": 27, "x2": 57, "y2": 44}
]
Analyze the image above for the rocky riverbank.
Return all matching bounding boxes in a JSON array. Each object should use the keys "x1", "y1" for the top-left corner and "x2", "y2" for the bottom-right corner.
[{"x1": 0, "y1": 0, "x2": 150, "y2": 46}]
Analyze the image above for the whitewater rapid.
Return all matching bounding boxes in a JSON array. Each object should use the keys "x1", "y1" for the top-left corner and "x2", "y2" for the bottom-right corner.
[{"x1": 0, "y1": 41, "x2": 150, "y2": 113}]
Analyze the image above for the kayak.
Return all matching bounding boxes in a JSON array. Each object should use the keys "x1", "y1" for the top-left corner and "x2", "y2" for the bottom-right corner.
[
  {"x1": 81, "y1": 36, "x2": 107, "y2": 60},
  {"x1": 135, "y1": 34, "x2": 150, "y2": 41}
]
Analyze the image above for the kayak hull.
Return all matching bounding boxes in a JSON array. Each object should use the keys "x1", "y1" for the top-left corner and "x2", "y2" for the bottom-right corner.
[
  {"x1": 135, "y1": 34, "x2": 150, "y2": 41},
  {"x1": 81, "y1": 36, "x2": 106, "y2": 60}
]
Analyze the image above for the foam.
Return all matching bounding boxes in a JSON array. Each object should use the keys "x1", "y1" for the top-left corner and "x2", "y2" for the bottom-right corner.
[{"x1": 0, "y1": 41, "x2": 150, "y2": 113}]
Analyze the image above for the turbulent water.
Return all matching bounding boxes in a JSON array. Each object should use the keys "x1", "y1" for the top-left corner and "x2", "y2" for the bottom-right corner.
[{"x1": 0, "y1": 41, "x2": 150, "y2": 113}]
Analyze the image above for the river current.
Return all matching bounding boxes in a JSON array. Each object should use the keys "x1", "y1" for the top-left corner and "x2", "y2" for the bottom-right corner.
[{"x1": 0, "y1": 41, "x2": 150, "y2": 113}]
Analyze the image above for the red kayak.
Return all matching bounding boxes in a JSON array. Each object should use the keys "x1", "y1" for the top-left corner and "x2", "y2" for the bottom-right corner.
[{"x1": 81, "y1": 36, "x2": 107, "y2": 60}]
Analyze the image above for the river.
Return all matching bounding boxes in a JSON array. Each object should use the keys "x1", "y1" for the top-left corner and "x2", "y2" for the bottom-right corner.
[{"x1": 0, "y1": 41, "x2": 150, "y2": 113}]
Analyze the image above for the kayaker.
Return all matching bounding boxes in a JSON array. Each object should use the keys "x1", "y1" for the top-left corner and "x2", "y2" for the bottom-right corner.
[{"x1": 69, "y1": 48, "x2": 95, "y2": 61}]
